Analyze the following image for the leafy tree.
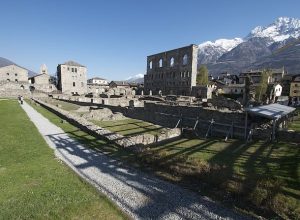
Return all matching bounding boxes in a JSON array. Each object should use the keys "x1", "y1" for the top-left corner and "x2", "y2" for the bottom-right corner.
[
  {"x1": 255, "y1": 69, "x2": 271, "y2": 102},
  {"x1": 196, "y1": 65, "x2": 209, "y2": 85}
]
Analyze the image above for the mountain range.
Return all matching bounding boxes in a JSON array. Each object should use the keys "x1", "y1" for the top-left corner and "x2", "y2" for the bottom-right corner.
[{"x1": 200, "y1": 17, "x2": 300, "y2": 75}]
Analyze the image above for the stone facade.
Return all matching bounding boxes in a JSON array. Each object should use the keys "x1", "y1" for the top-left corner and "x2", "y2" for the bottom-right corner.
[
  {"x1": 222, "y1": 84, "x2": 245, "y2": 95},
  {"x1": 144, "y1": 44, "x2": 198, "y2": 96},
  {"x1": 0, "y1": 81, "x2": 31, "y2": 97},
  {"x1": 0, "y1": 64, "x2": 28, "y2": 83},
  {"x1": 191, "y1": 85, "x2": 215, "y2": 99},
  {"x1": 29, "y1": 64, "x2": 57, "y2": 93},
  {"x1": 290, "y1": 74, "x2": 300, "y2": 104},
  {"x1": 57, "y1": 61, "x2": 87, "y2": 95},
  {"x1": 87, "y1": 84, "x2": 109, "y2": 95}
]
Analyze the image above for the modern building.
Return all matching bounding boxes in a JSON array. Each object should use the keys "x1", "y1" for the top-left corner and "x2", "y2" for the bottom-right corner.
[
  {"x1": 87, "y1": 77, "x2": 108, "y2": 85},
  {"x1": 144, "y1": 44, "x2": 198, "y2": 96},
  {"x1": 57, "y1": 61, "x2": 87, "y2": 95}
]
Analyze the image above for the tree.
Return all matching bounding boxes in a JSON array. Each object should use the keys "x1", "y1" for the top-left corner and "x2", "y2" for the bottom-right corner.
[
  {"x1": 196, "y1": 65, "x2": 209, "y2": 85},
  {"x1": 255, "y1": 69, "x2": 271, "y2": 102}
]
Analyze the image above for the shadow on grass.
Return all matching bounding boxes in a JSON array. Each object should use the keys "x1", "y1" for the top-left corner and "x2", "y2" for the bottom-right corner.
[{"x1": 46, "y1": 133, "x2": 249, "y2": 219}]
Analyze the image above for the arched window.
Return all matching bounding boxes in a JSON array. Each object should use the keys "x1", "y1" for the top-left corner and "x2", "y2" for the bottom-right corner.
[
  {"x1": 170, "y1": 57, "x2": 174, "y2": 67},
  {"x1": 159, "y1": 58, "x2": 163, "y2": 68},
  {"x1": 183, "y1": 54, "x2": 188, "y2": 65},
  {"x1": 149, "y1": 61, "x2": 153, "y2": 69}
]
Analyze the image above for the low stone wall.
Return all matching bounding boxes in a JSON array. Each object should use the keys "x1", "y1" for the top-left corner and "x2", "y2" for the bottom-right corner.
[
  {"x1": 53, "y1": 94, "x2": 144, "y2": 107},
  {"x1": 52, "y1": 96, "x2": 247, "y2": 139},
  {"x1": 31, "y1": 98, "x2": 181, "y2": 149},
  {"x1": 278, "y1": 130, "x2": 300, "y2": 143}
]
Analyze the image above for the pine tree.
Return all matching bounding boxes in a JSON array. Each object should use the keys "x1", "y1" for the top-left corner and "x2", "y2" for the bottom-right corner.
[{"x1": 196, "y1": 65, "x2": 209, "y2": 85}]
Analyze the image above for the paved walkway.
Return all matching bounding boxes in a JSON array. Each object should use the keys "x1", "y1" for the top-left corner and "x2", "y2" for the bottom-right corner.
[{"x1": 21, "y1": 101, "x2": 251, "y2": 220}]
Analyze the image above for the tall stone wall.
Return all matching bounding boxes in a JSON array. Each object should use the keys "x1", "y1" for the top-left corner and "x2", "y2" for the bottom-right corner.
[
  {"x1": 0, "y1": 81, "x2": 31, "y2": 98},
  {"x1": 144, "y1": 44, "x2": 198, "y2": 96}
]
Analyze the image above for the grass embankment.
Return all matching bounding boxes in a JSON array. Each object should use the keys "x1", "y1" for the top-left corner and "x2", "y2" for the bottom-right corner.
[
  {"x1": 93, "y1": 119, "x2": 165, "y2": 136},
  {"x1": 0, "y1": 100, "x2": 127, "y2": 220},
  {"x1": 29, "y1": 100, "x2": 300, "y2": 219}
]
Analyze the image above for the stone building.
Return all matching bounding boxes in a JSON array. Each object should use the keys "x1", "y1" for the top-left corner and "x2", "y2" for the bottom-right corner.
[
  {"x1": 222, "y1": 84, "x2": 245, "y2": 95},
  {"x1": 191, "y1": 85, "x2": 215, "y2": 99},
  {"x1": 0, "y1": 62, "x2": 28, "y2": 83},
  {"x1": 57, "y1": 61, "x2": 87, "y2": 95},
  {"x1": 109, "y1": 81, "x2": 130, "y2": 88},
  {"x1": 290, "y1": 74, "x2": 300, "y2": 105},
  {"x1": 28, "y1": 64, "x2": 56, "y2": 93},
  {"x1": 0, "y1": 57, "x2": 30, "y2": 97},
  {"x1": 144, "y1": 44, "x2": 198, "y2": 96}
]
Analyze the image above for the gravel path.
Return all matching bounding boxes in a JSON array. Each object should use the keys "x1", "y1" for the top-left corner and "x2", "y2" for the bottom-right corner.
[{"x1": 21, "y1": 102, "x2": 252, "y2": 220}]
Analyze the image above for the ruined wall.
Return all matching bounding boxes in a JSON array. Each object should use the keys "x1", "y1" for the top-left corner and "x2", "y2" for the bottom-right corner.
[
  {"x1": 53, "y1": 96, "x2": 246, "y2": 138},
  {"x1": 144, "y1": 44, "x2": 198, "y2": 96},
  {"x1": 0, "y1": 81, "x2": 31, "y2": 98},
  {"x1": 32, "y1": 98, "x2": 181, "y2": 149}
]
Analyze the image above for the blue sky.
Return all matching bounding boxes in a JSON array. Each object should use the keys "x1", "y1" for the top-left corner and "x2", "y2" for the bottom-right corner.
[{"x1": 1, "y1": 0, "x2": 299, "y2": 80}]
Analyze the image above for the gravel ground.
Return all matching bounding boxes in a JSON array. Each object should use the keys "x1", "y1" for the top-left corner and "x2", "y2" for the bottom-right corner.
[{"x1": 21, "y1": 101, "x2": 252, "y2": 220}]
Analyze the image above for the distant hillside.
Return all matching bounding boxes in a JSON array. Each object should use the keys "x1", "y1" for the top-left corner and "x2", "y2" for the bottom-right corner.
[{"x1": 249, "y1": 39, "x2": 300, "y2": 73}]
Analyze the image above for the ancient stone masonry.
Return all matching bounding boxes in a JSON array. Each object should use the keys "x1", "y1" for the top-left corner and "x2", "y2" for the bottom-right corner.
[
  {"x1": 57, "y1": 61, "x2": 87, "y2": 95},
  {"x1": 0, "y1": 81, "x2": 31, "y2": 98},
  {"x1": 144, "y1": 44, "x2": 198, "y2": 96},
  {"x1": 32, "y1": 98, "x2": 181, "y2": 149}
]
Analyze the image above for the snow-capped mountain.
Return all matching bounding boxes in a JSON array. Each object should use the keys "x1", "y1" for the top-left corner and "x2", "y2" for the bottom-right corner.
[
  {"x1": 126, "y1": 73, "x2": 144, "y2": 83},
  {"x1": 200, "y1": 17, "x2": 300, "y2": 75},
  {"x1": 198, "y1": 38, "x2": 243, "y2": 64},
  {"x1": 246, "y1": 17, "x2": 300, "y2": 44}
]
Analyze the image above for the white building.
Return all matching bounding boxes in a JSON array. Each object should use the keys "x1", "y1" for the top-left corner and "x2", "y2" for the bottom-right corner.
[{"x1": 87, "y1": 77, "x2": 108, "y2": 85}]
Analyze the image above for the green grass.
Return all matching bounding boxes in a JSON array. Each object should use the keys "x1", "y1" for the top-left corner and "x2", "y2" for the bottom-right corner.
[
  {"x1": 43, "y1": 98, "x2": 82, "y2": 111},
  {"x1": 92, "y1": 119, "x2": 165, "y2": 136},
  {"x1": 0, "y1": 100, "x2": 127, "y2": 220},
  {"x1": 288, "y1": 108, "x2": 300, "y2": 131},
  {"x1": 29, "y1": 100, "x2": 300, "y2": 219}
]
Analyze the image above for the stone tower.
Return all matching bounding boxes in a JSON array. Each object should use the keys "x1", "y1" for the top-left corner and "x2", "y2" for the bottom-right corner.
[{"x1": 40, "y1": 64, "x2": 48, "y2": 75}]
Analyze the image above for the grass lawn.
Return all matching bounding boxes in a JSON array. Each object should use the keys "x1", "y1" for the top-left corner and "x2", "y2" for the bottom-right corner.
[
  {"x1": 0, "y1": 100, "x2": 127, "y2": 220},
  {"x1": 288, "y1": 108, "x2": 300, "y2": 131},
  {"x1": 29, "y1": 100, "x2": 300, "y2": 219},
  {"x1": 92, "y1": 119, "x2": 165, "y2": 136}
]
